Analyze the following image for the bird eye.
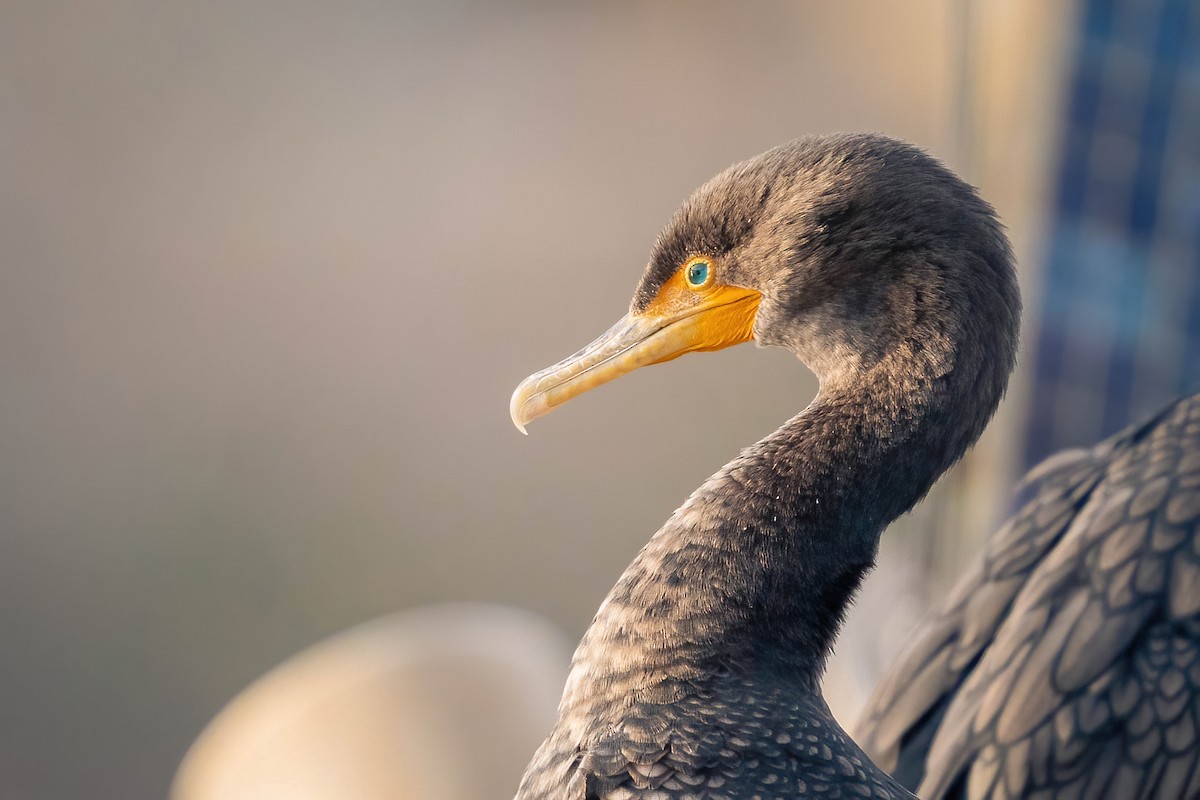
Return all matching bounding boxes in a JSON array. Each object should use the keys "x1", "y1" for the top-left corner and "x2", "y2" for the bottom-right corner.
[{"x1": 686, "y1": 260, "x2": 711, "y2": 287}]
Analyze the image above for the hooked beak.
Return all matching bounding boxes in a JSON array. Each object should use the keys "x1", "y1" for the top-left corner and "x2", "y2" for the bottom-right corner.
[{"x1": 509, "y1": 285, "x2": 761, "y2": 433}]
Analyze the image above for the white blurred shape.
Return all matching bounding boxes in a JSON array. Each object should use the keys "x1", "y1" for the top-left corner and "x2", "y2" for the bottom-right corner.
[{"x1": 171, "y1": 603, "x2": 571, "y2": 800}]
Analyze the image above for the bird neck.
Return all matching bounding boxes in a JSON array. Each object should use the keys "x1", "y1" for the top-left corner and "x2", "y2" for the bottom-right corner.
[{"x1": 561, "y1": 366, "x2": 978, "y2": 719}]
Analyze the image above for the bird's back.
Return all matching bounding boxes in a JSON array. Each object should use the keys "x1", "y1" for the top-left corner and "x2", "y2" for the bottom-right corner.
[
  {"x1": 517, "y1": 670, "x2": 913, "y2": 799},
  {"x1": 858, "y1": 392, "x2": 1200, "y2": 799}
]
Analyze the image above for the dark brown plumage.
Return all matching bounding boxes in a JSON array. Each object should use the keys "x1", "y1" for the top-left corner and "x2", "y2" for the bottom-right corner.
[
  {"x1": 858, "y1": 394, "x2": 1200, "y2": 799},
  {"x1": 511, "y1": 132, "x2": 1020, "y2": 800}
]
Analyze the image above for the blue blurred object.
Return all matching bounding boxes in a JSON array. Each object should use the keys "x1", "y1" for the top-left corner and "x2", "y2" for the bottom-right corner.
[{"x1": 1024, "y1": 0, "x2": 1200, "y2": 468}]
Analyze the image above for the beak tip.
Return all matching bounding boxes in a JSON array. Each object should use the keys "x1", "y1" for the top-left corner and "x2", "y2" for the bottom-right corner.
[{"x1": 509, "y1": 382, "x2": 532, "y2": 435}]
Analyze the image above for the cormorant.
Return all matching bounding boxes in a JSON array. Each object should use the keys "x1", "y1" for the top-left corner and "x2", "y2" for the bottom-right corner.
[{"x1": 509, "y1": 133, "x2": 1021, "y2": 799}]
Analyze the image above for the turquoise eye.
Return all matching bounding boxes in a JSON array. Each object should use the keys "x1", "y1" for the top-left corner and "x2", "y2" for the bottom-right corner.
[{"x1": 686, "y1": 260, "x2": 710, "y2": 287}]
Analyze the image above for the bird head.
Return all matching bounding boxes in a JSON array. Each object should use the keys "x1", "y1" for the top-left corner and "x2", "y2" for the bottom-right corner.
[{"x1": 511, "y1": 133, "x2": 1019, "y2": 433}]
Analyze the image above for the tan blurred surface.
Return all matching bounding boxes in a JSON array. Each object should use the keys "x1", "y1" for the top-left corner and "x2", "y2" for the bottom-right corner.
[
  {"x1": 0, "y1": 2, "x2": 1068, "y2": 797},
  {"x1": 170, "y1": 604, "x2": 570, "y2": 800}
]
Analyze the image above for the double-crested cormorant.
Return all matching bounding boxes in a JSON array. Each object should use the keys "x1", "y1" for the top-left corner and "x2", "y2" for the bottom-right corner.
[
  {"x1": 859, "y1": 396, "x2": 1200, "y2": 798},
  {"x1": 511, "y1": 133, "x2": 1019, "y2": 799}
]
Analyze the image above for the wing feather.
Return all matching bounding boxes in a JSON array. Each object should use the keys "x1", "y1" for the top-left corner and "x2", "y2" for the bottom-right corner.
[{"x1": 858, "y1": 394, "x2": 1200, "y2": 799}]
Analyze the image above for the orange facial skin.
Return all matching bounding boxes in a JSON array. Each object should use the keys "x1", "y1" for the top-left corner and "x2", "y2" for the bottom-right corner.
[{"x1": 636, "y1": 257, "x2": 761, "y2": 364}]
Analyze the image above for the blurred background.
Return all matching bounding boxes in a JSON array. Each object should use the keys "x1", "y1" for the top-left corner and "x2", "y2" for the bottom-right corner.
[{"x1": 2, "y1": 1, "x2": 1197, "y2": 798}]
